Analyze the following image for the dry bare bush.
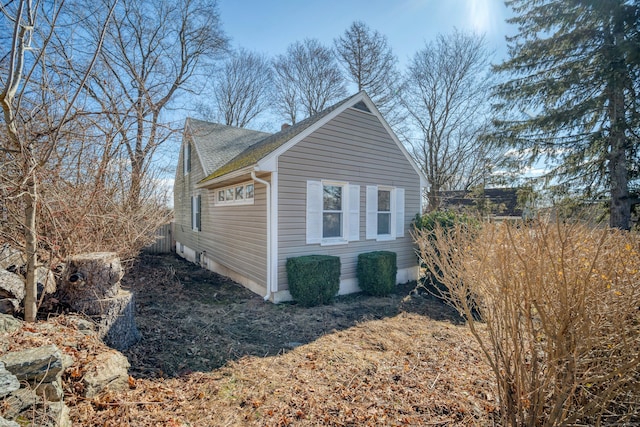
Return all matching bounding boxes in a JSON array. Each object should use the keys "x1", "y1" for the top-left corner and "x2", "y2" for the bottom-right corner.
[
  {"x1": 1, "y1": 163, "x2": 172, "y2": 271},
  {"x1": 415, "y1": 219, "x2": 640, "y2": 426}
]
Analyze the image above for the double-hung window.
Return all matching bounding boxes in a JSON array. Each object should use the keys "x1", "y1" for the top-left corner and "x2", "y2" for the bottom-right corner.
[
  {"x1": 322, "y1": 185, "x2": 343, "y2": 238},
  {"x1": 307, "y1": 180, "x2": 359, "y2": 245},
  {"x1": 366, "y1": 185, "x2": 404, "y2": 240}
]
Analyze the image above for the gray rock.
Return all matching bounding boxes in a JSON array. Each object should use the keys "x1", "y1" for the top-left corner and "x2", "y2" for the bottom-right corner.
[
  {"x1": 0, "y1": 245, "x2": 25, "y2": 271},
  {"x1": 0, "y1": 416, "x2": 20, "y2": 427},
  {"x1": 0, "y1": 345, "x2": 63, "y2": 383},
  {"x1": 83, "y1": 350, "x2": 130, "y2": 398},
  {"x1": 65, "y1": 315, "x2": 96, "y2": 335},
  {"x1": 36, "y1": 380, "x2": 64, "y2": 402},
  {"x1": 0, "y1": 362, "x2": 20, "y2": 398},
  {"x1": 0, "y1": 313, "x2": 21, "y2": 334},
  {"x1": 46, "y1": 401, "x2": 71, "y2": 427},
  {"x1": 0, "y1": 270, "x2": 25, "y2": 301},
  {"x1": 0, "y1": 299, "x2": 19, "y2": 316},
  {"x1": 1, "y1": 387, "x2": 39, "y2": 419}
]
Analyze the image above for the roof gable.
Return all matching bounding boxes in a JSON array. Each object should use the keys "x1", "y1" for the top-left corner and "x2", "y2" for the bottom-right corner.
[
  {"x1": 191, "y1": 91, "x2": 427, "y2": 187},
  {"x1": 185, "y1": 118, "x2": 269, "y2": 177}
]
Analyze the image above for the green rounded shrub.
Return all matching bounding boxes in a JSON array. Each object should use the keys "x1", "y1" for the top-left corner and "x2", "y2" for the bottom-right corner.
[
  {"x1": 357, "y1": 251, "x2": 397, "y2": 296},
  {"x1": 286, "y1": 255, "x2": 340, "y2": 307}
]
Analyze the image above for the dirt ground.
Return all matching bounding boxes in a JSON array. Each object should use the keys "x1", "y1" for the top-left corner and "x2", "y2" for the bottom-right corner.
[{"x1": 121, "y1": 253, "x2": 462, "y2": 378}]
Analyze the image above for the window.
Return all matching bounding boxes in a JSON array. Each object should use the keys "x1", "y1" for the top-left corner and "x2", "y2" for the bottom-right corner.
[
  {"x1": 191, "y1": 195, "x2": 201, "y2": 231},
  {"x1": 366, "y1": 186, "x2": 404, "y2": 240},
  {"x1": 377, "y1": 189, "x2": 391, "y2": 235},
  {"x1": 215, "y1": 181, "x2": 255, "y2": 205},
  {"x1": 306, "y1": 180, "x2": 359, "y2": 245},
  {"x1": 183, "y1": 143, "x2": 191, "y2": 175},
  {"x1": 323, "y1": 185, "x2": 343, "y2": 238}
]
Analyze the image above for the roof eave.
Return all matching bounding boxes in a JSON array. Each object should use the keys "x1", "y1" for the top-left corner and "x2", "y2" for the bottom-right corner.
[{"x1": 196, "y1": 165, "x2": 256, "y2": 189}]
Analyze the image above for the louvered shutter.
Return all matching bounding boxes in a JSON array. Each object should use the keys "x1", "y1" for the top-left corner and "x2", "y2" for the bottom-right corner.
[{"x1": 306, "y1": 181, "x2": 322, "y2": 244}]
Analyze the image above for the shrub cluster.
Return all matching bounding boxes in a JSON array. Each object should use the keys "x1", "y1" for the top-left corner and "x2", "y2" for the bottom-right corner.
[
  {"x1": 414, "y1": 219, "x2": 640, "y2": 425},
  {"x1": 357, "y1": 251, "x2": 397, "y2": 296},
  {"x1": 286, "y1": 255, "x2": 340, "y2": 307}
]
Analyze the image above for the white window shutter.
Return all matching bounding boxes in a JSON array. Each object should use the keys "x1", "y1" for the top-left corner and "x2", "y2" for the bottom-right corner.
[
  {"x1": 366, "y1": 185, "x2": 378, "y2": 240},
  {"x1": 306, "y1": 181, "x2": 322, "y2": 244},
  {"x1": 347, "y1": 184, "x2": 360, "y2": 241},
  {"x1": 395, "y1": 188, "x2": 405, "y2": 238}
]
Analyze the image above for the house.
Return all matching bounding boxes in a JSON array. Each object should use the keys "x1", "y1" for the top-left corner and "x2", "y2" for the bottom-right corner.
[
  {"x1": 173, "y1": 91, "x2": 427, "y2": 302},
  {"x1": 437, "y1": 188, "x2": 526, "y2": 220}
]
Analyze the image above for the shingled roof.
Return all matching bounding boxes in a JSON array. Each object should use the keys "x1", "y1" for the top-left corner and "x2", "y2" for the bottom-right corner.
[
  {"x1": 188, "y1": 92, "x2": 363, "y2": 184},
  {"x1": 185, "y1": 118, "x2": 270, "y2": 178}
]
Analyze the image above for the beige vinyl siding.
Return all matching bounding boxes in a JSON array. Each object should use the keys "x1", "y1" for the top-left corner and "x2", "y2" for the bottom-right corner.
[
  {"x1": 201, "y1": 181, "x2": 268, "y2": 288},
  {"x1": 174, "y1": 136, "x2": 268, "y2": 289},
  {"x1": 277, "y1": 107, "x2": 421, "y2": 291}
]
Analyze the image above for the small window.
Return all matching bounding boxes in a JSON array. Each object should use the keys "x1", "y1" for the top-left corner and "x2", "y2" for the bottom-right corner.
[
  {"x1": 214, "y1": 181, "x2": 255, "y2": 206},
  {"x1": 191, "y1": 195, "x2": 201, "y2": 231},
  {"x1": 366, "y1": 185, "x2": 405, "y2": 241},
  {"x1": 323, "y1": 185, "x2": 343, "y2": 238},
  {"x1": 377, "y1": 189, "x2": 391, "y2": 235},
  {"x1": 183, "y1": 143, "x2": 191, "y2": 175}
]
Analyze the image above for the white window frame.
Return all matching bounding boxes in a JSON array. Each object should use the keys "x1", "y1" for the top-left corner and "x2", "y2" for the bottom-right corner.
[
  {"x1": 183, "y1": 143, "x2": 191, "y2": 175},
  {"x1": 307, "y1": 180, "x2": 359, "y2": 246},
  {"x1": 191, "y1": 194, "x2": 201, "y2": 231},
  {"x1": 366, "y1": 185, "x2": 404, "y2": 241},
  {"x1": 214, "y1": 181, "x2": 255, "y2": 206}
]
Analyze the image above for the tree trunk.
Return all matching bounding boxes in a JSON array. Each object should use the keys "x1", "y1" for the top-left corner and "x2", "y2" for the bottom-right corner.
[
  {"x1": 23, "y1": 172, "x2": 38, "y2": 322},
  {"x1": 609, "y1": 134, "x2": 630, "y2": 230}
]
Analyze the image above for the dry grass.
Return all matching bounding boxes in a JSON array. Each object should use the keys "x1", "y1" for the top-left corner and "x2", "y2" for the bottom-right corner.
[
  {"x1": 73, "y1": 313, "x2": 497, "y2": 426},
  {"x1": 6, "y1": 255, "x2": 501, "y2": 426}
]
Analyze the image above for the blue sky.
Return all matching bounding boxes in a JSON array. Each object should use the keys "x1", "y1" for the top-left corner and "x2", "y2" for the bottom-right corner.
[{"x1": 217, "y1": 0, "x2": 514, "y2": 67}]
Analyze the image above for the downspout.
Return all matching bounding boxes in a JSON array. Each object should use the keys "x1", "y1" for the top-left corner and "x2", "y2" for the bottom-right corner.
[{"x1": 251, "y1": 171, "x2": 272, "y2": 301}]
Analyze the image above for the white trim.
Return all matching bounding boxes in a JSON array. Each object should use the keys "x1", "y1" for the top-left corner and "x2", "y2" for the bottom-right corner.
[
  {"x1": 270, "y1": 171, "x2": 279, "y2": 296},
  {"x1": 251, "y1": 171, "x2": 273, "y2": 301},
  {"x1": 320, "y1": 180, "x2": 349, "y2": 246},
  {"x1": 196, "y1": 165, "x2": 255, "y2": 189},
  {"x1": 366, "y1": 185, "x2": 404, "y2": 241},
  {"x1": 214, "y1": 181, "x2": 255, "y2": 206}
]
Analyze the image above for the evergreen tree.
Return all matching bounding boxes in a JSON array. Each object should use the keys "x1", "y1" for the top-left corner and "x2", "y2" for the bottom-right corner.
[{"x1": 492, "y1": 0, "x2": 640, "y2": 229}]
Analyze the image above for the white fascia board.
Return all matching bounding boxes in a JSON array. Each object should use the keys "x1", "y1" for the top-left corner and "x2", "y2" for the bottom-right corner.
[{"x1": 195, "y1": 165, "x2": 255, "y2": 189}]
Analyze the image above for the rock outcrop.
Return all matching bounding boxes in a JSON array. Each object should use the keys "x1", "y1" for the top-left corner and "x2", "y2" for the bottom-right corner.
[{"x1": 0, "y1": 314, "x2": 133, "y2": 426}]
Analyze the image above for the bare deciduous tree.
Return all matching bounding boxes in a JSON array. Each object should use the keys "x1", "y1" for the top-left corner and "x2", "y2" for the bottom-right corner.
[
  {"x1": 402, "y1": 30, "x2": 496, "y2": 211},
  {"x1": 201, "y1": 49, "x2": 271, "y2": 128},
  {"x1": 81, "y1": 0, "x2": 229, "y2": 206},
  {"x1": 272, "y1": 39, "x2": 346, "y2": 124},
  {"x1": 0, "y1": 0, "x2": 115, "y2": 322},
  {"x1": 334, "y1": 21, "x2": 404, "y2": 128}
]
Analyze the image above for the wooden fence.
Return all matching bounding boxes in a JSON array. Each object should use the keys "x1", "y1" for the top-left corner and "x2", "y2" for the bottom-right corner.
[{"x1": 143, "y1": 222, "x2": 174, "y2": 254}]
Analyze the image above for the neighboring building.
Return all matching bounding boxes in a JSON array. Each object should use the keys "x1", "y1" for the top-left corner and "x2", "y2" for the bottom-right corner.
[
  {"x1": 173, "y1": 91, "x2": 427, "y2": 302},
  {"x1": 437, "y1": 188, "x2": 525, "y2": 220}
]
